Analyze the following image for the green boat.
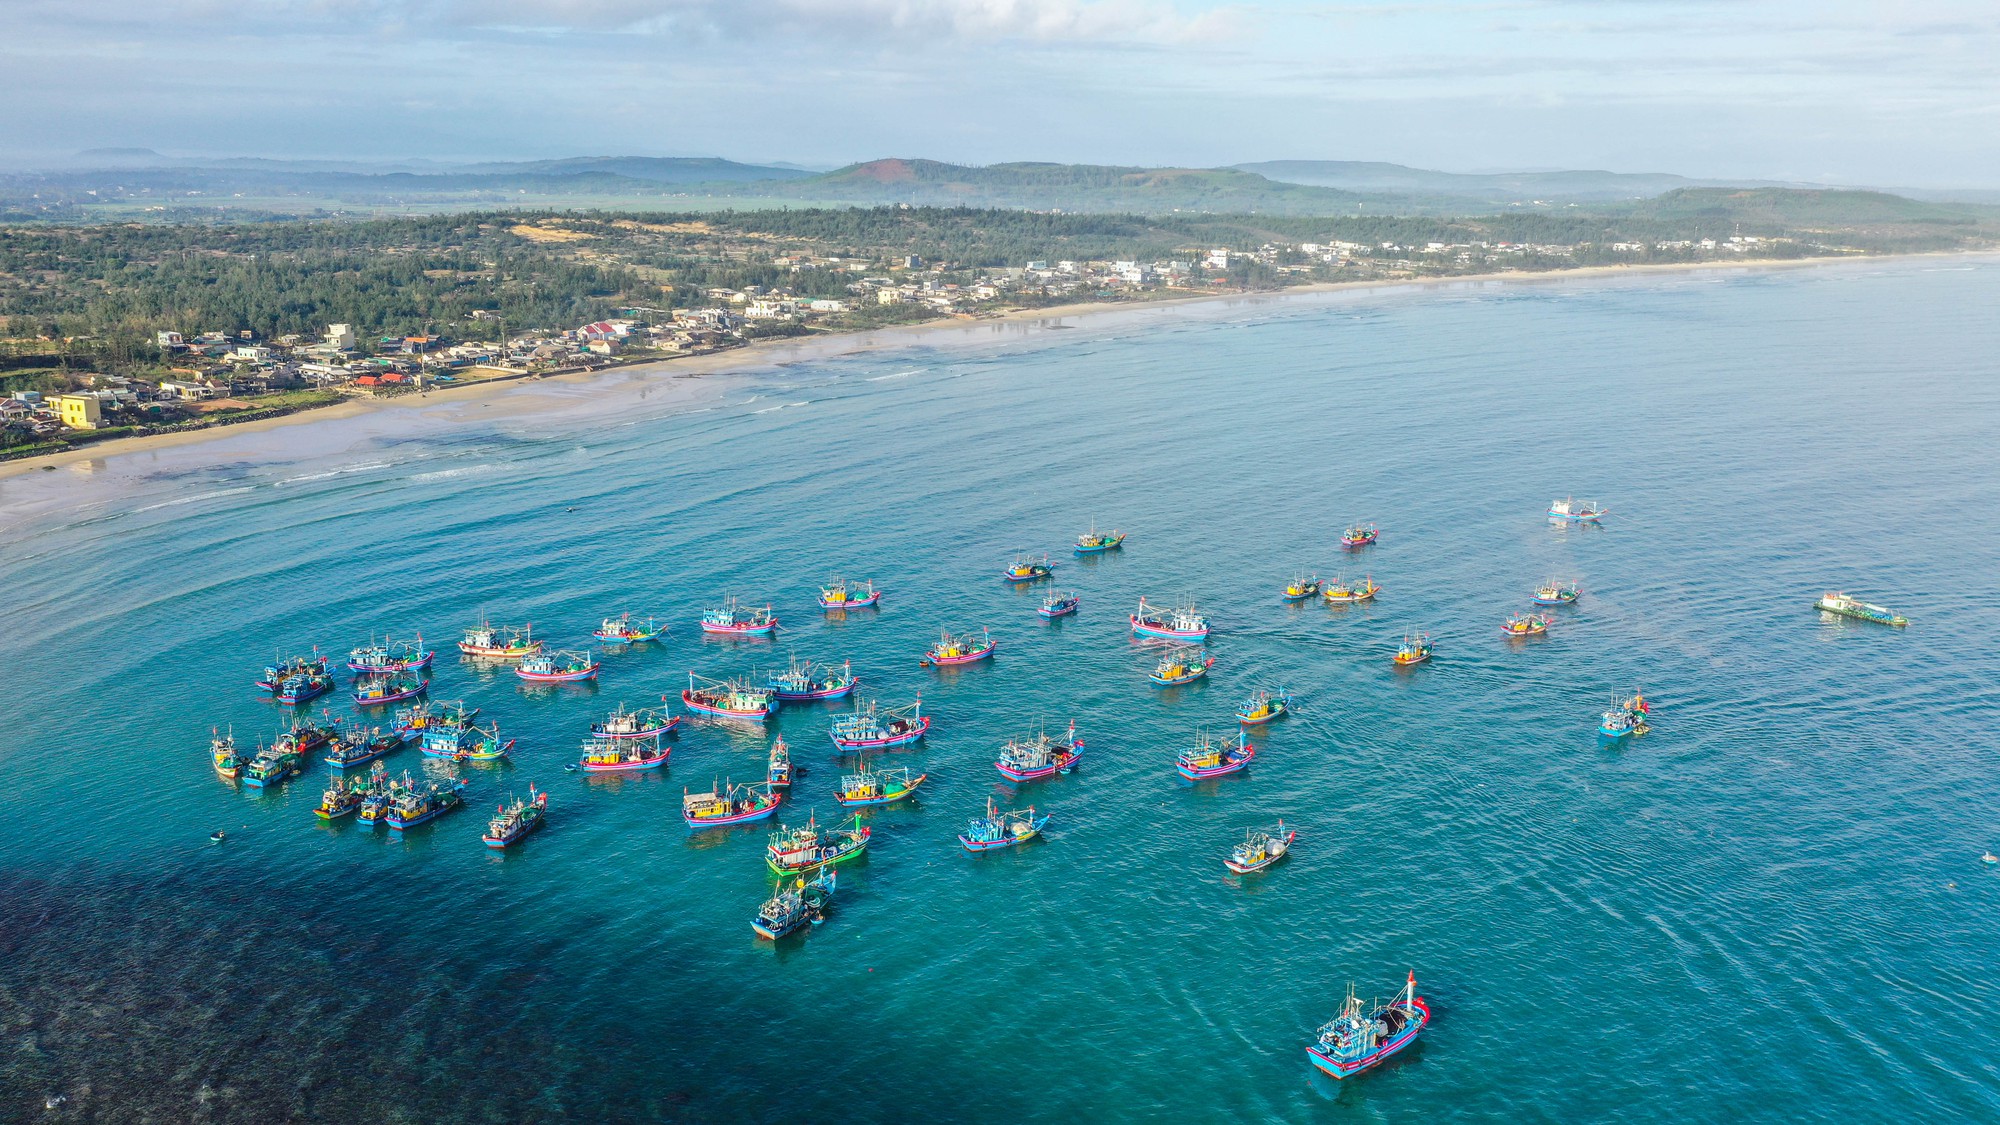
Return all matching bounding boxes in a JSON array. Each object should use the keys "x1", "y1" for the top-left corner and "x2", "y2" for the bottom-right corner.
[{"x1": 1814, "y1": 592, "x2": 1907, "y2": 627}]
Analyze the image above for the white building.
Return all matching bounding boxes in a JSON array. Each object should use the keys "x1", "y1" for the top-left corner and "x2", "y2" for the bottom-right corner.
[{"x1": 325, "y1": 323, "x2": 356, "y2": 351}]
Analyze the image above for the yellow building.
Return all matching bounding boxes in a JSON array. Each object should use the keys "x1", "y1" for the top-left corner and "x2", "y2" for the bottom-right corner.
[{"x1": 56, "y1": 394, "x2": 102, "y2": 430}]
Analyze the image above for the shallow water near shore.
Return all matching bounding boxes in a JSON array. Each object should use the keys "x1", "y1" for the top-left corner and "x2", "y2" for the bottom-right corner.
[{"x1": 4, "y1": 258, "x2": 1999, "y2": 1122}]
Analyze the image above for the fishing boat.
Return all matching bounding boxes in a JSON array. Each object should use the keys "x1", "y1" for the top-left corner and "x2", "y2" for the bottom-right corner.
[
  {"x1": 1235, "y1": 690, "x2": 1290, "y2": 725},
  {"x1": 1176, "y1": 729, "x2": 1255, "y2": 781},
  {"x1": 1282, "y1": 574, "x2": 1323, "y2": 602},
  {"x1": 324, "y1": 726, "x2": 405, "y2": 769},
  {"x1": 959, "y1": 798, "x2": 1048, "y2": 852},
  {"x1": 683, "y1": 779, "x2": 783, "y2": 827},
  {"x1": 516, "y1": 650, "x2": 600, "y2": 683},
  {"x1": 1599, "y1": 690, "x2": 1651, "y2": 738},
  {"x1": 242, "y1": 743, "x2": 304, "y2": 789},
  {"x1": 483, "y1": 786, "x2": 548, "y2": 849},
  {"x1": 1224, "y1": 822, "x2": 1296, "y2": 874},
  {"x1": 1341, "y1": 524, "x2": 1379, "y2": 549},
  {"x1": 994, "y1": 721, "x2": 1082, "y2": 782},
  {"x1": 829, "y1": 698, "x2": 929, "y2": 750},
  {"x1": 1322, "y1": 576, "x2": 1381, "y2": 604},
  {"x1": 357, "y1": 771, "x2": 412, "y2": 827},
  {"x1": 314, "y1": 774, "x2": 367, "y2": 820},
  {"x1": 1307, "y1": 973, "x2": 1431, "y2": 1080},
  {"x1": 1547, "y1": 497, "x2": 1606, "y2": 523},
  {"x1": 1130, "y1": 597, "x2": 1209, "y2": 641},
  {"x1": 769, "y1": 657, "x2": 859, "y2": 702},
  {"x1": 699, "y1": 597, "x2": 779, "y2": 637},
  {"x1": 833, "y1": 761, "x2": 929, "y2": 807},
  {"x1": 593, "y1": 613, "x2": 664, "y2": 643},
  {"x1": 458, "y1": 620, "x2": 541, "y2": 659},
  {"x1": 571, "y1": 732, "x2": 670, "y2": 773},
  {"x1": 766, "y1": 813, "x2": 871, "y2": 874},
  {"x1": 211, "y1": 729, "x2": 244, "y2": 779},
  {"x1": 352, "y1": 672, "x2": 429, "y2": 706},
  {"x1": 256, "y1": 653, "x2": 329, "y2": 693},
  {"x1": 683, "y1": 673, "x2": 777, "y2": 720},
  {"x1": 1039, "y1": 590, "x2": 1081, "y2": 619},
  {"x1": 1150, "y1": 646, "x2": 1214, "y2": 686},
  {"x1": 920, "y1": 627, "x2": 997, "y2": 667},
  {"x1": 423, "y1": 721, "x2": 514, "y2": 762},
  {"x1": 1501, "y1": 612, "x2": 1551, "y2": 638},
  {"x1": 393, "y1": 699, "x2": 478, "y2": 740},
  {"x1": 591, "y1": 703, "x2": 679, "y2": 740},
  {"x1": 766, "y1": 738, "x2": 794, "y2": 788},
  {"x1": 1532, "y1": 579, "x2": 1582, "y2": 606},
  {"x1": 1074, "y1": 525, "x2": 1126, "y2": 554},
  {"x1": 1002, "y1": 553, "x2": 1055, "y2": 582},
  {"x1": 385, "y1": 775, "x2": 469, "y2": 831},
  {"x1": 267, "y1": 663, "x2": 334, "y2": 705},
  {"x1": 346, "y1": 637, "x2": 433, "y2": 675},
  {"x1": 1814, "y1": 592, "x2": 1909, "y2": 626},
  {"x1": 1393, "y1": 632, "x2": 1433, "y2": 666},
  {"x1": 752, "y1": 871, "x2": 836, "y2": 939},
  {"x1": 818, "y1": 577, "x2": 882, "y2": 609}
]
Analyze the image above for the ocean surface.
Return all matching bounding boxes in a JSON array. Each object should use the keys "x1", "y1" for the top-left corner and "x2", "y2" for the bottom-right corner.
[{"x1": 4, "y1": 259, "x2": 1999, "y2": 1123}]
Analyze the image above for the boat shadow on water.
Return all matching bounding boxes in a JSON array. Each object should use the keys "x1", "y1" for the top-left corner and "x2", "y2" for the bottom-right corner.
[{"x1": 517, "y1": 680, "x2": 602, "y2": 701}]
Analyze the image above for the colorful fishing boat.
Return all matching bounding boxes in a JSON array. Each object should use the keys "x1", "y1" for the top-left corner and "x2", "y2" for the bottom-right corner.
[
  {"x1": 1039, "y1": 590, "x2": 1081, "y2": 619},
  {"x1": 1282, "y1": 574, "x2": 1323, "y2": 602},
  {"x1": 269, "y1": 664, "x2": 334, "y2": 705},
  {"x1": 1074, "y1": 525, "x2": 1126, "y2": 554},
  {"x1": 591, "y1": 703, "x2": 679, "y2": 740},
  {"x1": 829, "y1": 698, "x2": 929, "y2": 750},
  {"x1": 767, "y1": 738, "x2": 794, "y2": 788},
  {"x1": 346, "y1": 637, "x2": 433, "y2": 675},
  {"x1": 423, "y1": 721, "x2": 514, "y2": 762},
  {"x1": 959, "y1": 798, "x2": 1048, "y2": 852},
  {"x1": 1341, "y1": 524, "x2": 1379, "y2": 549},
  {"x1": 683, "y1": 779, "x2": 783, "y2": 827},
  {"x1": 242, "y1": 743, "x2": 304, "y2": 789},
  {"x1": 357, "y1": 771, "x2": 411, "y2": 827},
  {"x1": 482, "y1": 786, "x2": 548, "y2": 849},
  {"x1": 1002, "y1": 552, "x2": 1056, "y2": 582},
  {"x1": 458, "y1": 620, "x2": 541, "y2": 659},
  {"x1": 1599, "y1": 690, "x2": 1651, "y2": 738},
  {"x1": 700, "y1": 597, "x2": 779, "y2": 637},
  {"x1": 1176, "y1": 729, "x2": 1255, "y2": 781},
  {"x1": 1814, "y1": 592, "x2": 1909, "y2": 626},
  {"x1": 385, "y1": 775, "x2": 469, "y2": 831},
  {"x1": 1131, "y1": 597, "x2": 1209, "y2": 641},
  {"x1": 683, "y1": 673, "x2": 777, "y2": 720},
  {"x1": 1547, "y1": 497, "x2": 1606, "y2": 523},
  {"x1": 769, "y1": 656, "x2": 859, "y2": 702},
  {"x1": 766, "y1": 813, "x2": 871, "y2": 874},
  {"x1": 1225, "y1": 822, "x2": 1296, "y2": 874},
  {"x1": 833, "y1": 761, "x2": 928, "y2": 807},
  {"x1": 314, "y1": 774, "x2": 368, "y2": 820},
  {"x1": 1392, "y1": 631, "x2": 1433, "y2": 667},
  {"x1": 393, "y1": 699, "x2": 478, "y2": 740},
  {"x1": 1532, "y1": 579, "x2": 1582, "y2": 606},
  {"x1": 1235, "y1": 690, "x2": 1289, "y2": 725},
  {"x1": 516, "y1": 649, "x2": 600, "y2": 683},
  {"x1": 1501, "y1": 612, "x2": 1551, "y2": 638},
  {"x1": 1308, "y1": 973, "x2": 1431, "y2": 1080},
  {"x1": 324, "y1": 726, "x2": 405, "y2": 769},
  {"x1": 818, "y1": 577, "x2": 882, "y2": 609},
  {"x1": 1322, "y1": 576, "x2": 1380, "y2": 604},
  {"x1": 570, "y1": 732, "x2": 670, "y2": 773},
  {"x1": 593, "y1": 613, "x2": 664, "y2": 643},
  {"x1": 256, "y1": 653, "x2": 329, "y2": 693},
  {"x1": 920, "y1": 627, "x2": 997, "y2": 667},
  {"x1": 352, "y1": 672, "x2": 429, "y2": 706},
  {"x1": 1150, "y1": 646, "x2": 1214, "y2": 686},
  {"x1": 994, "y1": 721, "x2": 1082, "y2": 782},
  {"x1": 753, "y1": 871, "x2": 835, "y2": 939},
  {"x1": 211, "y1": 728, "x2": 244, "y2": 779}
]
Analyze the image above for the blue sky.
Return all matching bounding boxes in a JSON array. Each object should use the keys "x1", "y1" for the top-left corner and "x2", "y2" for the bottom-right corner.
[{"x1": 3, "y1": 0, "x2": 1996, "y2": 185}]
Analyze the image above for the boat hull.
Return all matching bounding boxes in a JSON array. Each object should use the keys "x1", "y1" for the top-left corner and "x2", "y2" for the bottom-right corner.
[
  {"x1": 681, "y1": 691, "x2": 775, "y2": 720},
  {"x1": 685, "y1": 802, "x2": 781, "y2": 827},
  {"x1": 830, "y1": 716, "x2": 931, "y2": 750},
  {"x1": 458, "y1": 643, "x2": 541, "y2": 659},
  {"x1": 772, "y1": 682, "x2": 858, "y2": 702},
  {"x1": 923, "y1": 644, "x2": 997, "y2": 666},
  {"x1": 578, "y1": 753, "x2": 669, "y2": 773},
  {"x1": 959, "y1": 827, "x2": 1042, "y2": 851},
  {"x1": 483, "y1": 819, "x2": 542, "y2": 848},
  {"x1": 1177, "y1": 761, "x2": 1249, "y2": 780},
  {"x1": 387, "y1": 804, "x2": 458, "y2": 830},
  {"x1": 767, "y1": 843, "x2": 867, "y2": 874},
  {"x1": 325, "y1": 745, "x2": 393, "y2": 769},
  {"x1": 354, "y1": 681, "x2": 428, "y2": 705},
  {"x1": 1224, "y1": 853, "x2": 1286, "y2": 875},
  {"x1": 995, "y1": 750, "x2": 1079, "y2": 782},
  {"x1": 516, "y1": 665, "x2": 599, "y2": 682},
  {"x1": 1131, "y1": 618, "x2": 1209, "y2": 641},
  {"x1": 273, "y1": 683, "x2": 331, "y2": 705},
  {"x1": 700, "y1": 622, "x2": 779, "y2": 636},
  {"x1": 1039, "y1": 601, "x2": 1080, "y2": 619},
  {"x1": 593, "y1": 630, "x2": 660, "y2": 643},
  {"x1": 315, "y1": 802, "x2": 359, "y2": 821},
  {"x1": 1074, "y1": 537, "x2": 1124, "y2": 554},
  {"x1": 347, "y1": 652, "x2": 435, "y2": 674},
  {"x1": 1236, "y1": 707, "x2": 1285, "y2": 725},
  {"x1": 1814, "y1": 598, "x2": 1907, "y2": 626},
  {"x1": 820, "y1": 590, "x2": 881, "y2": 609},
  {"x1": 593, "y1": 718, "x2": 681, "y2": 740},
  {"x1": 833, "y1": 775, "x2": 927, "y2": 807},
  {"x1": 1307, "y1": 1000, "x2": 1430, "y2": 1079}
]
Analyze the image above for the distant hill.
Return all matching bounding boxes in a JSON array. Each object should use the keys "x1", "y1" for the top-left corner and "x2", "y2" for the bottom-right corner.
[
  {"x1": 771, "y1": 158, "x2": 1376, "y2": 213},
  {"x1": 453, "y1": 156, "x2": 814, "y2": 183},
  {"x1": 1629, "y1": 187, "x2": 1987, "y2": 226},
  {"x1": 1233, "y1": 160, "x2": 1808, "y2": 201}
]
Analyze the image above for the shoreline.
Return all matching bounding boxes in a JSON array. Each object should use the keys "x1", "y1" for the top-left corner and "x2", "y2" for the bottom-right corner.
[{"x1": 0, "y1": 250, "x2": 1987, "y2": 483}]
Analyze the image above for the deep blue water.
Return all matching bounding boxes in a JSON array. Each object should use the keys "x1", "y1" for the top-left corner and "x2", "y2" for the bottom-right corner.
[{"x1": 4, "y1": 259, "x2": 1999, "y2": 1122}]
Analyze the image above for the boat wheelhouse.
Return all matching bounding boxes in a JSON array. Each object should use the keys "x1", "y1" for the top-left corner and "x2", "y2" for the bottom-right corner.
[
  {"x1": 1532, "y1": 579, "x2": 1581, "y2": 606},
  {"x1": 572, "y1": 732, "x2": 670, "y2": 773},
  {"x1": 1307, "y1": 974, "x2": 1431, "y2": 1080},
  {"x1": 684, "y1": 779, "x2": 783, "y2": 827},
  {"x1": 591, "y1": 703, "x2": 679, "y2": 740},
  {"x1": 458, "y1": 620, "x2": 541, "y2": 659},
  {"x1": 483, "y1": 786, "x2": 548, "y2": 848},
  {"x1": 766, "y1": 813, "x2": 871, "y2": 874},
  {"x1": 1235, "y1": 690, "x2": 1290, "y2": 725},
  {"x1": 767, "y1": 738, "x2": 794, "y2": 788},
  {"x1": 516, "y1": 650, "x2": 600, "y2": 683},
  {"x1": 829, "y1": 698, "x2": 929, "y2": 750},
  {"x1": 769, "y1": 657, "x2": 859, "y2": 702},
  {"x1": 385, "y1": 775, "x2": 469, "y2": 831},
  {"x1": 1814, "y1": 592, "x2": 1908, "y2": 626},
  {"x1": 1176, "y1": 729, "x2": 1255, "y2": 781},
  {"x1": 1282, "y1": 574, "x2": 1323, "y2": 602},
  {"x1": 921, "y1": 627, "x2": 997, "y2": 667},
  {"x1": 700, "y1": 597, "x2": 779, "y2": 637},
  {"x1": 353, "y1": 672, "x2": 429, "y2": 706},
  {"x1": 683, "y1": 673, "x2": 777, "y2": 720},
  {"x1": 994, "y1": 721, "x2": 1082, "y2": 783},
  {"x1": 833, "y1": 761, "x2": 928, "y2": 807},
  {"x1": 1393, "y1": 632, "x2": 1433, "y2": 667},
  {"x1": 1002, "y1": 553, "x2": 1055, "y2": 583},
  {"x1": 753, "y1": 870, "x2": 835, "y2": 939},
  {"x1": 1340, "y1": 524, "x2": 1379, "y2": 549},
  {"x1": 1131, "y1": 597, "x2": 1208, "y2": 640},
  {"x1": 593, "y1": 613, "x2": 664, "y2": 643},
  {"x1": 346, "y1": 637, "x2": 434, "y2": 675},
  {"x1": 1074, "y1": 525, "x2": 1125, "y2": 554},
  {"x1": 1547, "y1": 497, "x2": 1606, "y2": 523},
  {"x1": 818, "y1": 577, "x2": 882, "y2": 609},
  {"x1": 1501, "y1": 612, "x2": 1551, "y2": 638},
  {"x1": 1039, "y1": 590, "x2": 1081, "y2": 619},
  {"x1": 959, "y1": 798, "x2": 1048, "y2": 852},
  {"x1": 1225, "y1": 822, "x2": 1296, "y2": 874},
  {"x1": 1322, "y1": 576, "x2": 1380, "y2": 604},
  {"x1": 1150, "y1": 646, "x2": 1214, "y2": 686}
]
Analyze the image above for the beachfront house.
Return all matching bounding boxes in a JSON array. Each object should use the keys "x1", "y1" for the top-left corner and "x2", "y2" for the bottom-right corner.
[{"x1": 56, "y1": 394, "x2": 102, "y2": 430}]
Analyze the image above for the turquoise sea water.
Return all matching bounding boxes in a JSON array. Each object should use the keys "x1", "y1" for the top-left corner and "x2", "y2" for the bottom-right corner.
[{"x1": 4, "y1": 259, "x2": 1999, "y2": 1122}]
